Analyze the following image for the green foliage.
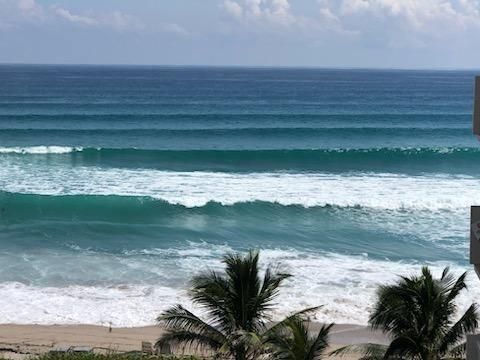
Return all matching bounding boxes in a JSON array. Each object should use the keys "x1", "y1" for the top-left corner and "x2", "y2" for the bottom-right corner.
[
  {"x1": 156, "y1": 250, "x2": 329, "y2": 360},
  {"x1": 330, "y1": 343, "x2": 389, "y2": 360},
  {"x1": 332, "y1": 266, "x2": 478, "y2": 360},
  {"x1": 263, "y1": 312, "x2": 333, "y2": 360}
]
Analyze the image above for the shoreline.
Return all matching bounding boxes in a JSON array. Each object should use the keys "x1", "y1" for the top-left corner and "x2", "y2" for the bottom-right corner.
[{"x1": 0, "y1": 323, "x2": 388, "y2": 359}]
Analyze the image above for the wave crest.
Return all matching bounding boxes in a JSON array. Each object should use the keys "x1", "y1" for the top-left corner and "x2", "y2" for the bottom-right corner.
[{"x1": 0, "y1": 146, "x2": 82, "y2": 154}]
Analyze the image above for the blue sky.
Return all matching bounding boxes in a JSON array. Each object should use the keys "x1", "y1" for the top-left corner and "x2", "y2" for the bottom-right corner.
[{"x1": 1, "y1": 0, "x2": 479, "y2": 68}]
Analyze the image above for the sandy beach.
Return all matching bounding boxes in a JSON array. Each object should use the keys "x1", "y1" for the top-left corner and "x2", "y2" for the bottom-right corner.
[{"x1": 0, "y1": 323, "x2": 388, "y2": 359}]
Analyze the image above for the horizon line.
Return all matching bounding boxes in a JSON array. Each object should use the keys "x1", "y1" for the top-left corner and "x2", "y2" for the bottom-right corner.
[{"x1": 1, "y1": 62, "x2": 480, "y2": 72}]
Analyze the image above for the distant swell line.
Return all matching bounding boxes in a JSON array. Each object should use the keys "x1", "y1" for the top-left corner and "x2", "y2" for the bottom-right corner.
[
  {"x1": 0, "y1": 145, "x2": 478, "y2": 155},
  {"x1": 0, "y1": 127, "x2": 470, "y2": 136},
  {"x1": 0, "y1": 146, "x2": 480, "y2": 173},
  {"x1": 0, "y1": 113, "x2": 470, "y2": 123}
]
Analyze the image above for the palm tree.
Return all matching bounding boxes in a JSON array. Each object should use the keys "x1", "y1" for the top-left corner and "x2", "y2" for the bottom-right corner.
[
  {"x1": 265, "y1": 314, "x2": 333, "y2": 360},
  {"x1": 156, "y1": 250, "x2": 294, "y2": 359},
  {"x1": 332, "y1": 266, "x2": 478, "y2": 360}
]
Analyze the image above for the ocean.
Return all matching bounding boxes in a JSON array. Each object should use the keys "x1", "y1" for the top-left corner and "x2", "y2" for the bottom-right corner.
[{"x1": 0, "y1": 65, "x2": 479, "y2": 326}]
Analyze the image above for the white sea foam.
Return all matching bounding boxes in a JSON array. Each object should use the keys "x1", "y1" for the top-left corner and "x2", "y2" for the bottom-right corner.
[
  {"x1": 0, "y1": 146, "x2": 82, "y2": 154},
  {"x1": 0, "y1": 163, "x2": 476, "y2": 326},
  {"x1": 0, "y1": 163, "x2": 479, "y2": 210},
  {"x1": 0, "y1": 245, "x2": 476, "y2": 326}
]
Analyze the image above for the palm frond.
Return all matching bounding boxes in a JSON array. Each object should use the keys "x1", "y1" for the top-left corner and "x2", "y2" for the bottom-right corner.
[
  {"x1": 219, "y1": 329, "x2": 266, "y2": 359},
  {"x1": 265, "y1": 310, "x2": 332, "y2": 360},
  {"x1": 446, "y1": 342, "x2": 467, "y2": 359},
  {"x1": 445, "y1": 271, "x2": 468, "y2": 304},
  {"x1": 439, "y1": 303, "x2": 479, "y2": 354},
  {"x1": 221, "y1": 250, "x2": 292, "y2": 333},
  {"x1": 306, "y1": 323, "x2": 332, "y2": 360},
  {"x1": 224, "y1": 250, "x2": 264, "y2": 332},
  {"x1": 155, "y1": 329, "x2": 223, "y2": 353},
  {"x1": 383, "y1": 336, "x2": 419, "y2": 359},
  {"x1": 257, "y1": 265, "x2": 292, "y2": 311},
  {"x1": 367, "y1": 266, "x2": 478, "y2": 360},
  {"x1": 329, "y1": 343, "x2": 387, "y2": 359},
  {"x1": 264, "y1": 306, "x2": 322, "y2": 339},
  {"x1": 189, "y1": 270, "x2": 236, "y2": 332},
  {"x1": 156, "y1": 305, "x2": 226, "y2": 351}
]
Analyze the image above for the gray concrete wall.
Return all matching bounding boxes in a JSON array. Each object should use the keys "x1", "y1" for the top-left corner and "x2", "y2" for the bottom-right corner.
[
  {"x1": 468, "y1": 334, "x2": 480, "y2": 360},
  {"x1": 474, "y1": 76, "x2": 480, "y2": 136},
  {"x1": 471, "y1": 206, "x2": 480, "y2": 264}
]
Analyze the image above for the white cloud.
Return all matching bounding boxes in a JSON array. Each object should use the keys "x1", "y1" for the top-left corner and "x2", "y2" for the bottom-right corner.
[
  {"x1": 265, "y1": 0, "x2": 295, "y2": 25},
  {"x1": 0, "y1": 0, "x2": 44, "y2": 30},
  {"x1": 245, "y1": 0, "x2": 263, "y2": 17},
  {"x1": 161, "y1": 23, "x2": 190, "y2": 36},
  {"x1": 0, "y1": 0, "x2": 44, "y2": 21},
  {"x1": 331, "y1": 0, "x2": 480, "y2": 30},
  {"x1": 0, "y1": 1, "x2": 192, "y2": 37},
  {"x1": 52, "y1": 6, "x2": 146, "y2": 32},
  {"x1": 340, "y1": 0, "x2": 371, "y2": 14},
  {"x1": 103, "y1": 11, "x2": 145, "y2": 32},
  {"x1": 221, "y1": 0, "x2": 480, "y2": 37},
  {"x1": 54, "y1": 7, "x2": 97, "y2": 26},
  {"x1": 222, "y1": 0, "x2": 296, "y2": 26},
  {"x1": 0, "y1": 1, "x2": 146, "y2": 32},
  {"x1": 319, "y1": 7, "x2": 340, "y2": 22},
  {"x1": 309, "y1": 0, "x2": 480, "y2": 50},
  {"x1": 223, "y1": 0, "x2": 243, "y2": 19},
  {"x1": 17, "y1": 0, "x2": 36, "y2": 12}
]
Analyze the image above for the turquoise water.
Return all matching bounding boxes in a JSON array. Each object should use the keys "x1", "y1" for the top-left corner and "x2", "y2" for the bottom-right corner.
[{"x1": 0, "y1": 65, "x2": 478, "y2": 326}]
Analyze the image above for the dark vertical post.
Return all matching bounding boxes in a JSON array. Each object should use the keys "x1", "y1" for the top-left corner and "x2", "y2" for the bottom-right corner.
[
  {"x1": 471, "y1": 206, "x2": 480, "y2": 276},
  {"x1": 473, "y1": 77, "x2": 480, "y2": 274},
  {"x1": 474, "y1": 76, "x2": 480, "y2": 136},
  {"x1": 469, "y1": 77, "x2": 480, "y2": 360}
]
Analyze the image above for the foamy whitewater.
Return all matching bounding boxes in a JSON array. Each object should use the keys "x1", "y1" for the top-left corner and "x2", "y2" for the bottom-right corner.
[
  {"x1": 0, "y1": 66, "x2": 479, "y2": 326},
  {"x1": 1, "y1": 248, "x2": 480, "y2": 326}
]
